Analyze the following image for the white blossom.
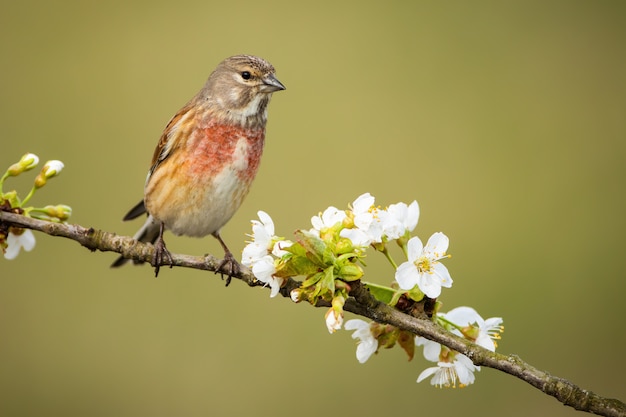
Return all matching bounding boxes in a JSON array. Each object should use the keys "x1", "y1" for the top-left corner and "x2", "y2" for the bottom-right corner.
[
  {"x1": 382, "y1": 200, "x2": 419, "y2": 240},
  {"x1": 324, "y1": 308, "x2": 343, "y2": 333},
  {"x1": 443, "y1": 306, "x2": 503, "y2": 351},
  {"x1": 310, "y1": 206, "x2": 346, "y2": 234},
  {"x1": 395, "y1": 233, "x2": 452, "y2": 298},
  {"x1": 415, "y1": 337, "x2": 479, "y2": 388},
  {"x1": 4, "y1": 229, "x2": 36, "y2": 260},
  {"x1": 241, "y1": 211, "x2": 289, "y2": 298},
  {"x1": 345, "y1": 319, "x2": 378, "y2": 363}
]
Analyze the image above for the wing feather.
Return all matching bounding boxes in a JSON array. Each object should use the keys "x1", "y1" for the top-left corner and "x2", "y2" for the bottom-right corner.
[{"x1": 148, "y1": 101, "x2": 197, "y2": 177}]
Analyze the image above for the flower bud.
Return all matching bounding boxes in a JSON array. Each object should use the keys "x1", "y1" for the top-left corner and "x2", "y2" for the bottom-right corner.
[
  {"x1": 324, "y1": 307, "x2": 343, "y2": 333},
  {"x1": 339, "y1": 263, "x2": 363, "y2": 281},
  {"x1": 290, "y1": 288, "x2": 302, "y2": 303},
  {"x1": 334, "y1": 237, "x2": 354, "y2": 255},
  {"x1": 43, "y1": 160, "x2": 64, "y2": 178},
  {"x1": 3, "y1": 190, "x2": 19, "y2": 207},
  {"x1": 57, "y1": 205, "x2": 72, "y2": 221},
  {"x1": 34, "y1": 160, "x2": 64, "y2": 188},
  {"x1": 7, "y1": 153, "x2": 39, "y2": 176},
  {"x1": 45, "y1": 204, "x2": 73, "y2": 221},
  {"x1": 34, "y1": 174, "x2": 46, "y2": 188}
]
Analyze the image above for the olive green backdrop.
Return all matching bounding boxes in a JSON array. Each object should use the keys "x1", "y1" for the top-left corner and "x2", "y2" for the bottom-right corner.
[{"x1": 1, "y1": 1, "x2": 624, "y2": 416}]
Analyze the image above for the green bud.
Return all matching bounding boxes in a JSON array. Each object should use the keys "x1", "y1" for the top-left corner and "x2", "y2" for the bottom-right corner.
[
  {"x1": 57, "y1": 205, "x2": 72, "y2": 221},
  {"x1": 33, "y1": 173, "x2": 47, "y2": 189},
  {"x1": 33, "y1": 160, "x2": 64, "y2": 189},
  {"x1": 42, "y1": 160, "x2": 64, "y2": 179},
  {"x1": 335, "y1": 237, "x2": 354, "y2": 255},
  {"x1": 339, "y1": 263, "x2": 363, "y2": 281},
  {"x1": 2, "y1": 191, "x2": 20, "y2": 208},
  {"x1": 7, "y1": 153, "x2": 39, "y2": 176},
  {"x1": 331, "y1": 292, "x2": 347, "y2": 311},
  {"x1": 45, "y1": 204, "x2": 73, "y2": 221}
]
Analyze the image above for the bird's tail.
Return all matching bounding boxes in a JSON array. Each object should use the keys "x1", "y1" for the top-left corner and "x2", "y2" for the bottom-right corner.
[{"x1": 111, "y1": 200, "x2": 160, "y2": 267}]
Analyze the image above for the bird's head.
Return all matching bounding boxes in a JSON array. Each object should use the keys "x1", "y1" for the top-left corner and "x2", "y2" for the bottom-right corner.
[{"x1": 202, "y1": 54, "x2": 285, "y2": 128}]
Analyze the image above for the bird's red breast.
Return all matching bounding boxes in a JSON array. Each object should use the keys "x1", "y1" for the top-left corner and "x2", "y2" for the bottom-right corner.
[
  {"x1": 145, "y1": 118, "x2": 265, "y2": 238},
  {"x1": 185, "y1": 123, "x2": 265, "y2": 182}
]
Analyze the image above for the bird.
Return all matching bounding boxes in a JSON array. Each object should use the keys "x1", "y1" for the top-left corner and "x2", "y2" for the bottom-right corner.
[{"x1": 111, "y1": 54, "x2": 285, "y2": 283}]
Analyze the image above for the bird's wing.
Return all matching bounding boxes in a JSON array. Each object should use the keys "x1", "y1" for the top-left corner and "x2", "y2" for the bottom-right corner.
[{"x1": 148, "y1": 101, "x2": 197, "y2": 178}]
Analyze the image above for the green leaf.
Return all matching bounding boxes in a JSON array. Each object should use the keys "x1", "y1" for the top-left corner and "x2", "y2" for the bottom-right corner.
[
  {"x1": 301, "y1": 271, "x2": 324, "y2": 288},
  {"x1": 321, "y1": 266, "x2": 336, "y2": 294},
  {"x1": 363, "y1": 282, "x2": 396, "y2": 304},
  {"x1": 294, "y1": 229, "x2": 328, "y2": 267},
  {"x1": 283, "y1": 241, "x2": 307, "y2": 257},
  {"x1": 406, "y1": 286, "x2": 425, "y2": 302},
  {"x1": 275, "y1": 252, "x2": 319, "y2": 278},
  {"x1": 338, "y1": 263, "x2": 363, "y2": 281}
]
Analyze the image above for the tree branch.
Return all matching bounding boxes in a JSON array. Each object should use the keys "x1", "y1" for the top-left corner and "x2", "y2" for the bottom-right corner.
[{"x1": 2, "y1": 211, "x2": 624, "y2": 417}]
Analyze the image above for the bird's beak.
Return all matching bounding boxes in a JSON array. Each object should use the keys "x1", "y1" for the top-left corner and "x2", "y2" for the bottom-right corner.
[{"x1": 261, "y1": 74, "x2": 286, "y2": 92}]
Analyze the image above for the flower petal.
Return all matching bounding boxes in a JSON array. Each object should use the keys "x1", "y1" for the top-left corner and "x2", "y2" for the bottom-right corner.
[
  {"x1": 241, "y1": 242, "x2": 267, "y2": 266},
  {"x1": 340, "y1": 228, "x2": 372, "y2": 248},
  {"x1": 345, "y1": 319, "x2": 369, "y2": 332},
  {"x1": 416, "y1": 337, "x2": 441, "y2": 362},
  {"x1": 257, "y1": 210, "x2": 275, "y2": 236},
  {"x1": 322, "y1": 206, "x2": 346, "y2": 227},
  {"x1": 405, "y1": 200, "x2": 420, "y2": 231},
  {"x1": 251, "y1": 255, "x2": 276, "y2": 283},
  {"x1": 406, "y1": 236, "x2": 424, "y2": 262},
  {"x1": 455, "y1": 354, "x2": 479, "y2": 385},
  {"x1": 356, "y1": 339, "x2": 378, "y2": 363},
  {"x1": 418, "y1": 272, "x2": 442, "y2": 298},
  {"x1": 3, "y1": 230, "x2": 36, "y2": 260},
  {"x1": 268, "y1": 277, "x2": 283, "y2": 298},
  {"x1": 4, "y1": 233, "x2": 21, "y2": 260},
  {"x1": 424, "y1": 232, "x2": 449, "y2": 258},
  {"x1": 352, "y1": 193, "x2": 375, "y2": 213},
  {"x1": 445, "y1": 306, "x2": 481, "y2": 326},
  {"x1": 433, "y1": 263, "x2": 453, "y2": 288},
  {"x1": 395, "y1": 261, "x2": 419, "y2": 290},
  {"x1": 20, "y1": 230, "x2": 36, "y2": 252},
  {"x1": 271, "y1": 240, "x2": 293, "y2": 258},
  {"x1": 416, "y1": 366, "x2": 440, "y2": 383}
]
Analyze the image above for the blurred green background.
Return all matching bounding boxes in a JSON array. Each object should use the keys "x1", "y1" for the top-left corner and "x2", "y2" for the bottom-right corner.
[{"x1": 1, "y1": 1, "x2": 625, "y2": 416}]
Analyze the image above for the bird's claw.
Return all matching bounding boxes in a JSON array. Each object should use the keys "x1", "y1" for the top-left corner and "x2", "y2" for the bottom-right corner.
[
  {"x1": 152, "y1": 235, "x2": 173, "y2": 277},
  {"x1": 216, "y1": 250, "x2": 240, "y2": 286}
]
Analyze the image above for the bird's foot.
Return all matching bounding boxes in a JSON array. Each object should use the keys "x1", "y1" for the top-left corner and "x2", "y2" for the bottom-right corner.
[
  {"x1": 216, "y1": 250, "x2": 241, "y2": 286},
  {"x1": 152, "y1": 235, "x2": 173, "y2": 277}
]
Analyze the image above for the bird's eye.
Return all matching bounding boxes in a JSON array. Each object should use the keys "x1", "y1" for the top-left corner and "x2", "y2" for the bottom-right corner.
[{"x1": 241, "y1": 71, "x2": 251, "y2": 80}]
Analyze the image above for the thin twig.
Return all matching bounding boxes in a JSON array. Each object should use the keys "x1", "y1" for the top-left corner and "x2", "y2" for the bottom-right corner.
[{"x1": 1, "y1": 211, "x2": 624, "y2": 417}]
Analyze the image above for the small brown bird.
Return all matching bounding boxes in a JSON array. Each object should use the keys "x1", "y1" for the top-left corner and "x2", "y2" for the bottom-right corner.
[{"x1": 112, "y1": 55, "x2": 285, "y2": 281}]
